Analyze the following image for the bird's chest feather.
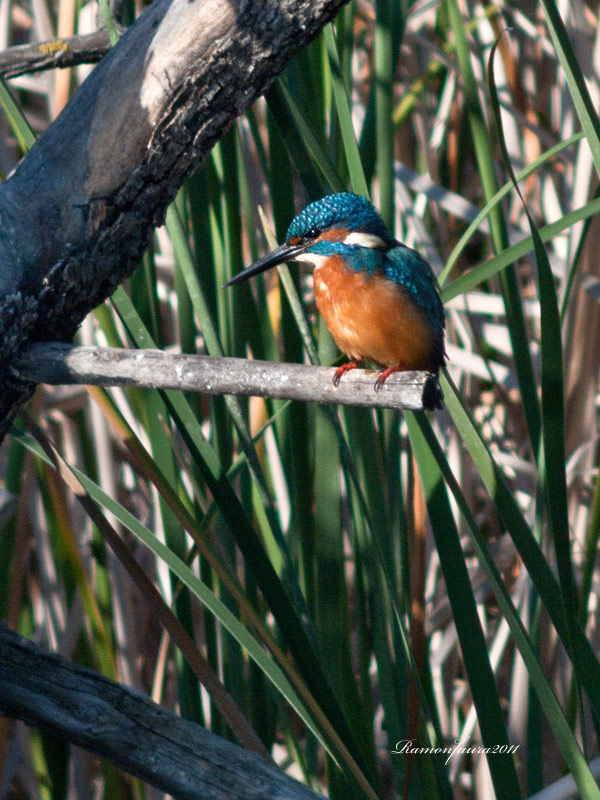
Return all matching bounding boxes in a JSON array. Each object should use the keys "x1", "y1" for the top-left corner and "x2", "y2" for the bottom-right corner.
[{"x1": 313, "y1": 256, "x2": 437, "y2": 371}]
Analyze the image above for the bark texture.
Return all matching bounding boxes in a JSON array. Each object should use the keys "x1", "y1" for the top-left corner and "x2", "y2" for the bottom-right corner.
[
  {"x1": 0, "y1": 623, "x2": 325, "y2": 800},
  {"x1": 0, "y1": 0, "x2": 349, "y2": 441}
]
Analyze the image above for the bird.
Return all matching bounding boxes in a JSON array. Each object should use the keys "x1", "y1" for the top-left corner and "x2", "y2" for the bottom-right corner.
[{"x1": 225, "y1": 192, "x2": 445, "y2": 396}]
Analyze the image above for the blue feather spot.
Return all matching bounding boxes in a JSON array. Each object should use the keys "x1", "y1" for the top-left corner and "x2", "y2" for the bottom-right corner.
[{"x1": 286, "y1": 193, "x2": 394, "y2": 244}]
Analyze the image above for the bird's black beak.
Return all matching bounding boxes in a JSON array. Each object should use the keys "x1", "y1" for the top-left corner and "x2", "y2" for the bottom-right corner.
[{"x1": 224, "y1": 241, "x2": 309, "y2": 287}]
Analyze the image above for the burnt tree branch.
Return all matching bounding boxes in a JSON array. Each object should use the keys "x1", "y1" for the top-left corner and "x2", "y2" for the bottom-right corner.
[
  {"x1": 0, "y1": 0, "x2": 350, "y2": 442},
  {"x1": 0, "y1": 623, "x2": 325, "y2": 800}
]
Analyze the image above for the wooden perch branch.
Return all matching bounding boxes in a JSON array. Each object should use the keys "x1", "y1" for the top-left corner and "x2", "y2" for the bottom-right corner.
[
  {"x1": 0, "y1": 0, "x2": 350, "y2": 442},
  {"x1": 0, "y1": 623, "x2": 325, "y2": 800},
  {"x1": 13, "y1": 343, "x2": 443, "y2": 410}
]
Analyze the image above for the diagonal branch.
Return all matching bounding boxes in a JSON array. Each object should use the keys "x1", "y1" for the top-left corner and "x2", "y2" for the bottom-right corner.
[
  {"x1": 0, "y1": 0, "x2": 350, "y2": 442},
  {"x1": 0, "y1": 622, "x2": 325, "y2": 800},
  {"x1": 12, "y1": 342, "x2": 443, "y2": 410}
]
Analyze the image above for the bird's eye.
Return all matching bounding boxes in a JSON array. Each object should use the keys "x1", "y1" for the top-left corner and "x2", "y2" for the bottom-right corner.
[{"x1": 290, "y1": 230, "x2": 318, "y2": 245}]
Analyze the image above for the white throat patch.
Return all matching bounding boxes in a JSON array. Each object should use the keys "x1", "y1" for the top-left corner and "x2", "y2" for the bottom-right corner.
[
  {"x1": 342, "y1": 231, "x2": 386, "y2": 249},
  {"x1": 293, "y1": 252, "x2": 328, "y2": 270}
]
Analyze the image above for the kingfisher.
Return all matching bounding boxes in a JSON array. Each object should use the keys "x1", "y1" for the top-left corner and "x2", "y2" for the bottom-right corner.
[{"x1": 226, "y1": 193, "x2": 446, "y2": 395}]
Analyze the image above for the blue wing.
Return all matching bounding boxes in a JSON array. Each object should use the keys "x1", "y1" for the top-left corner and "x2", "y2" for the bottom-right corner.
[{"x1": 383, "y1": 243, "x2": 446, "y2": 369}]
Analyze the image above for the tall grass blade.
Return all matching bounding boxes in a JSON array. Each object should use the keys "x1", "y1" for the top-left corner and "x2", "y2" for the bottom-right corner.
[
  {"x1": 406, "y1": 411, "x2": 522, "y2": 800},
  {"x1": 487, "y1": 30, "x2": 579, "y2": 718},
  {"x1": 412, "y1": 413, "x2": 600, "y2": 799}
]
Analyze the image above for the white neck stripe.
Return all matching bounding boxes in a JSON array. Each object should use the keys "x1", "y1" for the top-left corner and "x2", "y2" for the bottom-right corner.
[{"x1": 342, "y1": 231, "x2": 386, "y2": 248}]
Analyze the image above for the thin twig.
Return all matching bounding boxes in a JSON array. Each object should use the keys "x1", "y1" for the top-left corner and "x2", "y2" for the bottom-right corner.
[
  {"x1": 13, "y1": 342, "x2": 443, "y2": 411},
  {"x1": 0, "y1": 30, "x2": 113, "y2": 78}
]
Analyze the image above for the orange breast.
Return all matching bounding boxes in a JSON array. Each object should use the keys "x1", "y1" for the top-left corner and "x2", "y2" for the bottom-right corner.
[{"x1": 313, "y1": 256, "x2": 437, "y2": 371}]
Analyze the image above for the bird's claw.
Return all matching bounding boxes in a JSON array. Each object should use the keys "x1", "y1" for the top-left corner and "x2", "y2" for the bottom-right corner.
[
  {"x1": 333, "y1": 360, "x2": 360, "y2": 387},
  {"x1": 374, "y1": 365, "x2": 404, "y2": 391}
]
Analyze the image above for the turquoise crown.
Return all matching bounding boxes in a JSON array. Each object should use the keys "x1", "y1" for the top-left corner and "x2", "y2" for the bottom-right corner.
[{"x1": 286, "y1": 193, "x2": 394, "y2": 244}]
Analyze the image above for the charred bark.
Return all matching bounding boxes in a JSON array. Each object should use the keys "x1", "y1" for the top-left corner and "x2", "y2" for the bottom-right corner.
[
  {"x1": 0, "y1": 0, "x2": 348, "y2": 441},
  {"x1": 0, "y1": 623, "x2": 325, "y2": 800}
]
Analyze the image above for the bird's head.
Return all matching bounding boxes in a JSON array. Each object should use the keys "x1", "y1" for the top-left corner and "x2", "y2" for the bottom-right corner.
[{"x1": 225, "y1": 193, "x2": 395, "y2": 287}]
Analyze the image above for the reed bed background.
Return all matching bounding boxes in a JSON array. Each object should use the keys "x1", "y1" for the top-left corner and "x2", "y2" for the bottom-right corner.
[{"x1": 1, "y1": 0, "x2": 600, "y2": 797}]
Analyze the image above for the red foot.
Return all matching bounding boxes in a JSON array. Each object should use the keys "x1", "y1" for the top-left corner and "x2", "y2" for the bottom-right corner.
[
  {"x1": 333, "y1": 360, "x2": 360, "y2": 387},
  {"x1": 374, "y1": 364, "x2": 405, "y2": 392}
]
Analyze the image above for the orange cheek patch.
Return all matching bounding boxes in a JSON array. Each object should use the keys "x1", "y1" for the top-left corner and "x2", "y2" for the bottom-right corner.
[{"x1": 316, "y1": 227, "x2": 349, "y2": 243}]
